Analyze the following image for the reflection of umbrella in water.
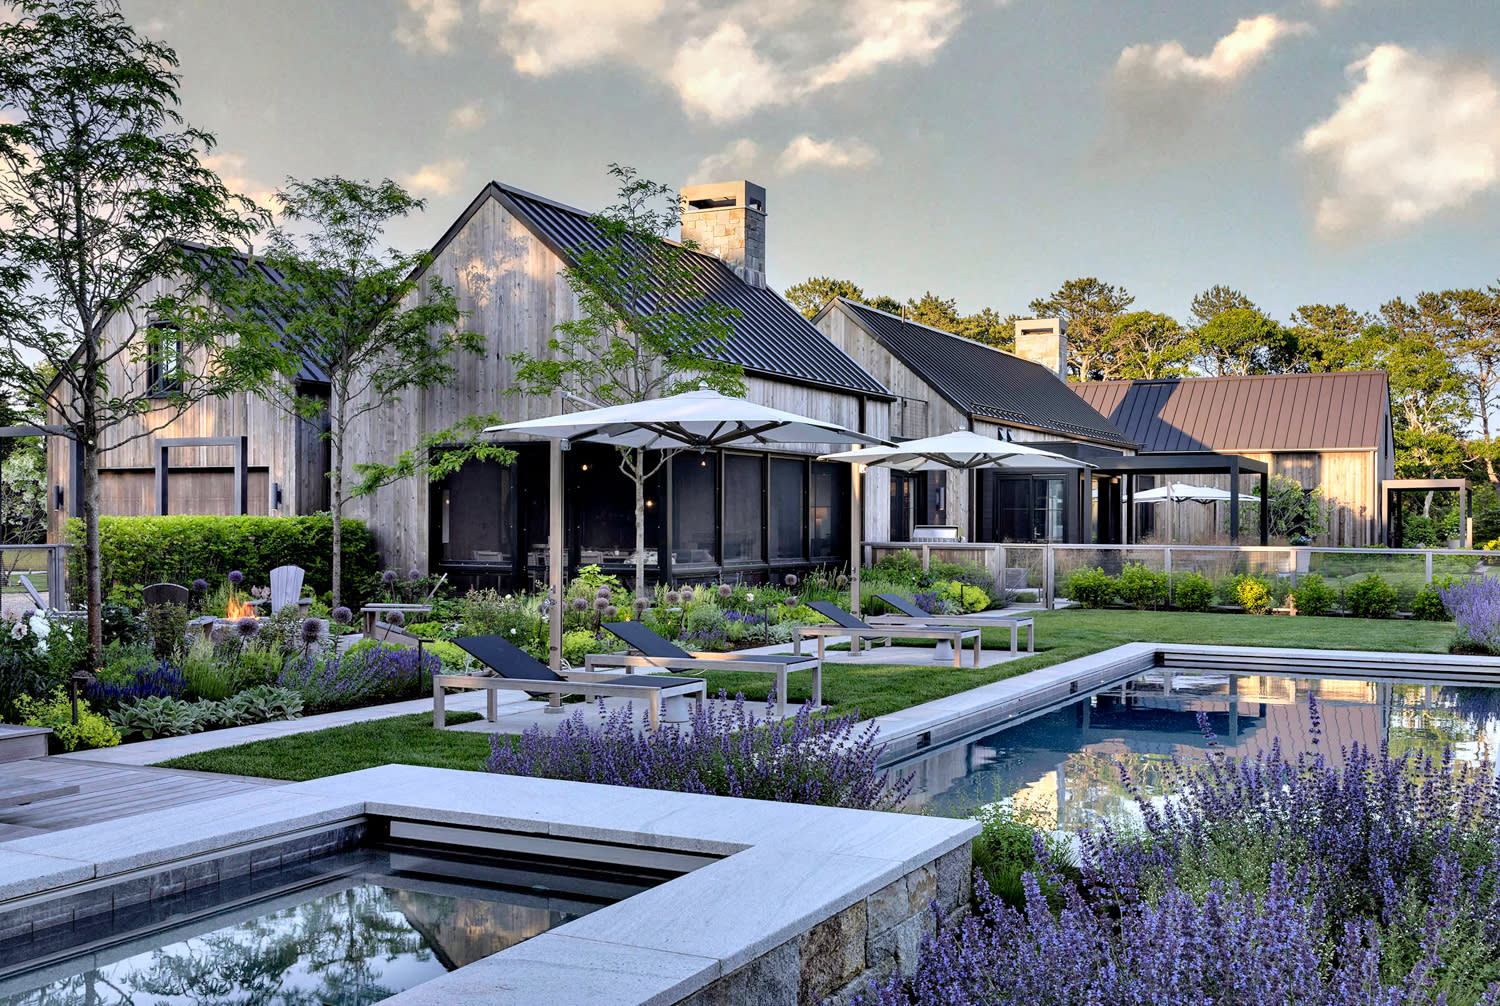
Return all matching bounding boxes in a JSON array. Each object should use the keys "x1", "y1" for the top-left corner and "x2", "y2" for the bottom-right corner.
[{"x1": 1131, "y1": 482, "x2": 1233, "y2": 543}]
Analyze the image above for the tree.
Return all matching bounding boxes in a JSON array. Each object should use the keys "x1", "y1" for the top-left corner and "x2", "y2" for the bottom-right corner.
[
  {"x1": 1436, "y1": 286, "x2": 1500, "y2": 502},
  {"x1": 1236, "y1": 473, "x2": 1328, "y2": 543},
  {"x1": 1188, "y1": 285, "x2": 1258, "y2": 329},
  {"x1": 956, "y1": 307, "x2": 1013, "y2": 350},
  {"x1": 1106, "y1": 311, "x2": 1193, "y2": 379},
  {"x1": 213, "y1": 177, "x2": 485, "y2": 606},
  {"x1": 1028, "y1": 278, "x2": 1135, "y2": 380},
  {"x1": 0, "y1": 0, "x2": 262, "y2": 667},
  {"x1": 0, "y1": 437, "x2": 46, "y2": 545},
  {"x1": 1190, "y1": 306, "x2": 1290, "y2": 376},
  {"x1": 784, "y1": 276, "x2": 866, "y2": 318},
  {"x1": 1289, "y1": 303, "x2": 1374, "y2": 373},
  {"x1": 904, "y1": 291, "x2": 961, "y2": 332},
  {"x1": 508, "y1": 165, "x2": 744, "y2": 597}
]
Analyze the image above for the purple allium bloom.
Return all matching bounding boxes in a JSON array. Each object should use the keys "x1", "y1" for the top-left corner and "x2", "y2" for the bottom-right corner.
[
  {"x1": 381, "y1": 569, "x2": 398, "y2": 585},
  {"x1": 604, "y1": 605, "x2": 619, "y2": 620},
  {"x1": 487, "y1": 689, "x2": 908, "y2": 811},
  {"x1": 384, "y1": 609, "x2": 405, "y2": 626},
  {"x1": 785, "y1": 596, "x2": 799, "y2": 609},
  {"x1": 784, "y1": 573, "x2": 799, "y2": 587},
  {"x1": 190, "y1": 578, "x2": 208, "y2": 594},
  {"x1": 718, "y1": 583, "x2": 732, "y2": 599},
  {"x1": 300, "y1": 617, "x2": 322, "y2": 644},
  {"x1": 570, "y1": 597, "x2": 588, "y2": 612},
  {"x1": 597, "y1": 585, "x2": 612, "y2": 598},
  {"x1": 331, "y1": 606, "x2": 353, "y2": 624},
  {"x1": 407, "y1": 567, "x2": 422, "y2": 581},
  {"x1": 593, "y1": 597, "x2": 610, "y2": 611},
  {"x1": 235, "y1": 616, "x2": 260, "y2": 639},
  {"x1": 633, "y1": 597, "x2": 649, "y2": 612},
  {"x1": 228, "y1": 570, "x2": 244, "y2": 586},
  {"x1": 665, "y1": 590, "x2": 681, "y2": 605}
]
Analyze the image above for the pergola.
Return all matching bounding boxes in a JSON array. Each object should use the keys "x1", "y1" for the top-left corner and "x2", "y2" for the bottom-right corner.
[
  {"x1": 1380, "y1": 478, "x2": 1471, "y2": 548},
  {"x1": 1092, "y1": 454, "x2": 1271, "y2": 546}
]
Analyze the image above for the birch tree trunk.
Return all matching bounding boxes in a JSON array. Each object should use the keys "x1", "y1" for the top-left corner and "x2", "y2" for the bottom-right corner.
[
  {"x1": 330, "y1": 389, "x2": 345, "y2": 608},
  {"x1": 633, "y1": 448, "x2": 646, "y2": 599}
]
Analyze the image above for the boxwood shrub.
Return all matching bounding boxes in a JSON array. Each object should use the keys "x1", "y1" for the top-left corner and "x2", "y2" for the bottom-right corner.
[
  {"x1": 1290, "y1": 573, "x2": 1337, "y2": 616},
  {"x1": 63, "y1": 514, "x2": 380, "y2": 607},
  {"x1": 1345, "y1": 573, "x2": 1398, "y2": 619},
  {"x1": 1065, "y1": 567, "x2": 1116, "y2": 609},
  {"x1": 1170, "y1": 571, "x2": 1214, "y2": 612}
]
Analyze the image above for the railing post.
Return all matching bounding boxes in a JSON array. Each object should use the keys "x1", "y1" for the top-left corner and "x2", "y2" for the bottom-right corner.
[
  {"x1": 1425, "y1": 550, "x2": 1433, "y2": 585},
  {"x1": 920, "y1": 545, "x2": 930, "y2": 572},
  {"x1": 997, "y1": 546, "x2": 1008, "y2": 595},
  {"x1": 1163, "y1": 546, "x2": 1173, "y2": 609},
  {"x1": 1044, "y1": 545, "x2": 1055, "y2": 610}
]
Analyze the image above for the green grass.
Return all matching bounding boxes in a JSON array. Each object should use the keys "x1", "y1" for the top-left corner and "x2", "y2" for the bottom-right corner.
[{"x1": 157, "y1": 609, "x2": 1456, "y2": 782}]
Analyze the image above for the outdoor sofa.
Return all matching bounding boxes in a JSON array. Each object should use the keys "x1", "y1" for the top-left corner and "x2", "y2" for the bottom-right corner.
[
  {"x1": 438, "y1": 635, "x2": 707, "y2": 732},
  {"x1": 590, "y1": 621, "x2": 821, "y2": 719},
  {"x1": 794, "y1": 601, "x2": 983, "y2": 667}
]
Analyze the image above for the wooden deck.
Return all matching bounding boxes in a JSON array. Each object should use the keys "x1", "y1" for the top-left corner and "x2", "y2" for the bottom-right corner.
[{"x1": 0, "y1": 758, "x2": 280, "y2": 841}]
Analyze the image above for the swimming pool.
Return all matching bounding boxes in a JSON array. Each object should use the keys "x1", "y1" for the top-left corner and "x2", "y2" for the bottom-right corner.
[
  {"x1": 896, "y1": 666, "x2": 1500, "y2": 827},
  {"x1": 0, "y1": 843, "x2": 668, "y2": 1006}
]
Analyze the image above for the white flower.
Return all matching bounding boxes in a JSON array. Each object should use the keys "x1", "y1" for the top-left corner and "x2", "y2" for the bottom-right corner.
[
  {"x1": 747, "y1": 593, "x2": 755, "y2": 602},
  {"x1": 510, "y1": 628, "x2": 517, "y2": 635},
  {"x1": 9, "y1": 620, "x2": 25, "y2": 640}
]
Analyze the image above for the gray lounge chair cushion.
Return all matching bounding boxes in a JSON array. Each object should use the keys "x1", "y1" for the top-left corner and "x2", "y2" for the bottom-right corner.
[
  {"x1": 602, "y1": 622, "x2": 814, "y2": 665},
  {"x1": 453, "y1": 635, "x2": 696, "y2": 691}
]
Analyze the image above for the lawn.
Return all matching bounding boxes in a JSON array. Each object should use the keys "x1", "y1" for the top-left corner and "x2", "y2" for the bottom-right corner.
[{"x1": 158, "y1": 609, "x2": 1457, "y2": 782}]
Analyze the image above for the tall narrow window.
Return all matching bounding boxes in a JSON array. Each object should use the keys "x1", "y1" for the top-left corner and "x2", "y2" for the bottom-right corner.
[
  {"x1": 722, "y1": 454, "x2": 764, "y2": 563},
  {"x1": 145, "y1": 322, "x2": 182, "y2": 396},
  {"x1": 769, "y1": 459, "x2": 806, "y2": 560},
  {"x1": 810, "y1": 462, "x2": 848, "y2": 560},
  {"x1": 672, "y1": 454, "x2": 718, "y2": 566}
]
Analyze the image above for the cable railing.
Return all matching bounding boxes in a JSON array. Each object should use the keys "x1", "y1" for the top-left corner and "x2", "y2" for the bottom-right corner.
[{"x1": 0, "y1": 544, "x2": 71, "y2": 612}]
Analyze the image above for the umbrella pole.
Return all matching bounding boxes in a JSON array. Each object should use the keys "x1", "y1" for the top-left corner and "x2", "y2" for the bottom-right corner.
[
  {"x1": 850, "y1": 463, "x2": 863, "y2": 616},
  {"x1": 549, "y1": 438, "x2": 564, "y2": 671}
]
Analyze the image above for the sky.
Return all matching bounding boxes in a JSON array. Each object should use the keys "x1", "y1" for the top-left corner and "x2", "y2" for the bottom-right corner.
[{"x1": 121, "y1": 0, "x2": 1500, "y2": 323}]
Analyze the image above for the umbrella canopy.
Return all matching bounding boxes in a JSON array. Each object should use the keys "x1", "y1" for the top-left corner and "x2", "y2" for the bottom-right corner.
[
  {"x1": 1133, "y1": 482, "x2": 1234, "y2": 504},
  {"x1": 487, "y1": 387, "x2": 885, "y2": 449},
  {"x1": 818, "y1": 429, "x2": 1088, "y2": 471}
]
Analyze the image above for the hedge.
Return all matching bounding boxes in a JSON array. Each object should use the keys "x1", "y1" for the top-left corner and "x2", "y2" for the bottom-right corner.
[{"x1": 63, "y1": 514, "x2": 381, "y2": 606}]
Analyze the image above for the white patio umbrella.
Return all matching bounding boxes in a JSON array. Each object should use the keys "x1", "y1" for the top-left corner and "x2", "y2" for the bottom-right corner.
[
  {"x1": 819, "y1": 429, "x2": 1090, "y2": 471},
  {"x1": 486, "y1": 386, "x2": 888, "y2": 667},
  {"x1": 1131, "y1": 482, "x2": 1233, "y2": 544}
]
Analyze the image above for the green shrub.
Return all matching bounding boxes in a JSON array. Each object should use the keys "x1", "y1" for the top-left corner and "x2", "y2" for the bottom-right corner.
[
  {"x1": 1410, "y1": 586, "x2": 1449, "y2": 621},
  {"x1": 1115, "y1": 563, "x2": 1169, "y2": 610},
  {"x1": 683, "y1": 603, "x2": 728, "y2": 636},
  {"x1": 871, "y1": 549, "x2": 924, "y2": 587},
  {"x1": 1232, "y1": 575, "x2": 1274, "y2": 615},
  {"x1": 938, "y1": 580, "x2": 990, "y2": 614},
  {"x1": 1170, "y1": 571, "x2": 1214, "y2": 612},
  {"x1": 1345, "y1": 573, "x2": 1398, "y2": 619},
  {"x1": 405, "y1": 620, "x2": 452, "y2": 639},
  {"x1": 219, "y1": 685, "x2": 302, "y2": 724},
  {"x1": 1065, "y1": 567, "x2": 1116, "y2": 608},
  {"x1": 142, "y1": 603, "x2": 189, "y2": 660},
  {"x1": 109, "y1": 695, "x2": 205, "y2": 739},
  {"x1": 18, "y1": 688, "x2": 120, "y2": 750},
  {"x1": 421, "y1": 639, "x2": 474, "y2": 672},
  {"x1": 562, "y1": 629, "x2": 619, "y2": 666},
  {"x1": 1291, "y1": 573, "x2": 1337, "y2": 616},
  {"x1": 970, "y1": 804, "x2": 1075, "y2": 909},
  {"x1": 64, "y1": 514, "x2": 380, "y2": 608}
]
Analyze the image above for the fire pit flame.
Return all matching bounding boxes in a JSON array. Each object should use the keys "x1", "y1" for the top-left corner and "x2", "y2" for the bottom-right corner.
[{"x1": 226, "y1": 596, "x2": 254, "y2": 620}]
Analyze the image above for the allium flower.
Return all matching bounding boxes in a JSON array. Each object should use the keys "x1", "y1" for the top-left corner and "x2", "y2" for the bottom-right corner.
[
  {"x1": 300, "y1": 618, "x2": 322, "y2": 644},
  {"x1": 784, "y1": 573, "x2": 799, "y2": 587},
  {"x1": 836, "y1": 574, "x2": 849, "y2": 588},
  {"x1": 746, "y1": 593, "x2": 755, "y2": 602},
  {"x1": 191, "y1": 578, "x2": 208, "y2": 594},
  {"x1": 718, "y1": 584, "x2": 732, "y2": 599},
  {"x1": 633, "y1": 597, "x2": 649, "y2": 612},
  {"x1": 666, "y1": 590, "x2": 681, "y2": 605},
  {"x1": 593, "y1": 597, "x2": 610, "y2": 611},
  {"x1": 785, "y1": 596, "x2": 799, "y2": 609},
  {"x1": 597, "y1": 585, "x2": 612, "y2": 598},
  {"x1": 236, "y1": 616, "x2": 260, "y2": 639},
  {"x1": 228, "y1": 570, "x2": 244, "y2": 586},
  {"x1": 331, "y1": 606, "x2": 353, "y2": 624},
  {"x1": 381, "y1": 569, "x2": 398, "y2": 585},
  {"x1": 571, "y1": 597, "x2": 588, "y2": 612},
  {"x1": 384, "y1": 609, "x2": 406, "y2": 626},
  {"x1": 407, "y1": 567, "x2": 422, "y2": 581},
  {"x1": 604, "y1": 605, "x2": 619, "y2": 620}
]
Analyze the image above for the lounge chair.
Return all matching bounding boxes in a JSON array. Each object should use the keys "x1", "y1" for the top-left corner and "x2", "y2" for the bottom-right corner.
[
  {"x1": 591, "y1": 621, "x2": 822, "y2": 719},
  {"x1": 441, "y1": 635, "x2": 707, "y2": 732},
  {"x1": 19, "y1": 574, "x2": 84, "y2": 620},
  {"x1": 873, "y1": 594, "x2": 1034, "y2": 655},
  {"x1": 796, "y1": 601, "x2": 983, "y2": 668}
]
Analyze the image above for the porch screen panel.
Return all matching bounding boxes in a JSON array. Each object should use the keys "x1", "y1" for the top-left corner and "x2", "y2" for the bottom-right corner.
[
  {"x1": 769, "y1": 459, "x2": 806, "y2": 560},
  {"x1": 576, "y1": 452, "x2": 651, "y2": 562},
  {"x1": 673, "y1": 454, "x2": 718, "y2": 565},
  {"x1": 441, "y1": 461, "x2": 513, "y2": 565},
  {"x1": 810, "y1": 461, "x2": 848, "y2": 559},
  {"x1": 723, "y1": 454, "x2": 764, "y2": 562}
]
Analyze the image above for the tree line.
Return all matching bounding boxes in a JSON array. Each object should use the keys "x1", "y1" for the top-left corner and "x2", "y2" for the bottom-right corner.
[{"x1": 785, "y1": 275, "x2": 1500, "y2": 489}]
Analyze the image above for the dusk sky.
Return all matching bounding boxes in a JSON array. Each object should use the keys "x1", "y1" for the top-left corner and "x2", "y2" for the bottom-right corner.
[{"x1": 124, "y1": 0, "x2": 1500, "y2": 321}]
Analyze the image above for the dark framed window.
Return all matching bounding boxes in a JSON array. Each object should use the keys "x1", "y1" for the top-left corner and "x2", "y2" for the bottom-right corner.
[
  {"x1": 989, "y1": 474, "x2": 1069, "y2": 543},
  {"x1": 145, "y1": 322, "x2": 182, "y2": 397},
  {"x1": 769, "y1": 458, "x2": 807, "y2": 560},
  {"x1": 672, "y1": 453, "x2": 718, "y2": 565},
  {"x1": 439, "y1": 460, "x2": 514, "y2": 566},
  {"x1": 575, "y1": 451, "x2": 652, "y2": 563},
  {"x1": 810, "y1": 461, "x2": 848, "y2": 559},
  {"x1": 723, "y1": 453, "x2": 764, "y2": 562}
]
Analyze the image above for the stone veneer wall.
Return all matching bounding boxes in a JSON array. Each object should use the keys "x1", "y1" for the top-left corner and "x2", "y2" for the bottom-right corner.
[{"x1": 675, "y1": 843, "x2": 971, "y2": 1006}]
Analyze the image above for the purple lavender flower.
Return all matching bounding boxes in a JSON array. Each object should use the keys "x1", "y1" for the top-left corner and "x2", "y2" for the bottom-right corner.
[
  {"x1": 227, "y1": 570, "x2": 243, "y2": 586},
  {"x1": 278, "y1": 645, "x2": 440, "y2": 713},
  {"x1": 85, "y1": 661, "x2": 185, "y2": 706}
]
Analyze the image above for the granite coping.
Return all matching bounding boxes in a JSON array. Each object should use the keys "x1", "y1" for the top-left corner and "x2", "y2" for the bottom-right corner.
[{"x1": 3, "y1": 762, "x2": 978, "y2": 1006}]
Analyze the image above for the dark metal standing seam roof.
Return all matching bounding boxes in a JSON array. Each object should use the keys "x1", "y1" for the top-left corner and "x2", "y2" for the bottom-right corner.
[
  {"x1": 832, "y1": 299, "x2": 1135, "y2": 447},
  {"x1": 480, "y1": 183, "x2": 890, "y2": 399},
  {"x1": 1072, "y1": 371, "x2": 1391, "y2": 452}
]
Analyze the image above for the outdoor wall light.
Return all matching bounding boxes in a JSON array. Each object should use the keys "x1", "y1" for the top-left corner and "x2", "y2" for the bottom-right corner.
[
  {"x1": 580, "y1": 463, "x2": 589, "y2": 471},
  {"x1": 271, "y1": 482, "x2": 283, "y2": 509},
  {"x1": 52, "y1": 485, "x2": 63, "y2": 511}
]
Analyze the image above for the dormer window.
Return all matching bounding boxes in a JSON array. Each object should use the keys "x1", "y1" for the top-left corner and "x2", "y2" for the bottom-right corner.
[{"x1": 145, "y1": 322, "x2": 182, "y2": 397}]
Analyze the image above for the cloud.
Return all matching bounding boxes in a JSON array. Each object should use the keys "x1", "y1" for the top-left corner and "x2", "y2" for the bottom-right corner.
[
  {"x1": 402, "y1": 158, "x2": 468, "y2": 197},
  {"x1": 1299, "y1": 45, "x2": 1500, "y2": 239},
  {"x1": 670, "y1": 23, "x2": 789, "y2": 122},
  {"x1": 1115, "y1": 15, "x2": 1307, "y2": 86},
  {"x1": 690, "y1": 139, "x2": 762, "y2": 185},
  {"x1": 482, "y1": 0, "x2": 666, "y2": 75},
  {"x1": 447, "y1": 101, "x2": 486, "y2": 133},
  {"x1": 777, "y1": 135, "x2": 880, "y2": 174},
  {"x1": 805, "y1": 0, "x2": 962, "y2": 91},
  {"x1": 393, "y1": 0, "x2": 462, "y2": 54},
  {"x1": 201, "y1": 153, "x2": 277, "y2": 209}
]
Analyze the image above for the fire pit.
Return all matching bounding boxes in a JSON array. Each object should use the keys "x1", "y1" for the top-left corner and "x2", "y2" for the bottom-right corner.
[{"x1": 187, "y1": 596, "x2": 260, "y2": 640}]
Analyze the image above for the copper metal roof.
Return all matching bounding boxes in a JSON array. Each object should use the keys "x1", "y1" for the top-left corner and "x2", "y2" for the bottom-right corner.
[
  {"x1": 829, "y1": 299, "x2": 1135, "y2": 447},
  {"x1": 1073, "y1": 371, "x2": 1390, "y2": 453}
]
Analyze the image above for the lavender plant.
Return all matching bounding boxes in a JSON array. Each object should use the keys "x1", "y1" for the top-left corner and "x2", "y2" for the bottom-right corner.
[
  {"x1": 857, "y1": 695, "x2": 1500, "y2": 1006},
  {"x1": 278, "y1": 643, "x2": 439, "y2": 713},
  {"x1": 84, "y1": 660, "x2": 185, "y2": 708},
  {"x1": 486, "y1": 691, "x2": 911, "y2": 811},
  {"x1": 1440, "y1": 577, "x2": 1500, "y2": 654}
]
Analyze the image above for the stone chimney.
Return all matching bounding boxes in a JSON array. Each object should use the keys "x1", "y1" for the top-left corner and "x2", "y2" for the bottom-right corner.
[
  {"x1": 1014, "y1": 318, "x2": 1069, "y2": 381},
  {"x1": 679, "y1": 180, "x2": 766, "y2": 288}
]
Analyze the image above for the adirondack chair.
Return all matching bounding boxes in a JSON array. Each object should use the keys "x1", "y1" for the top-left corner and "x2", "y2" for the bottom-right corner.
[
  {"x1": 141, "y1": 582, "x2": 190, "y2": 608},
  {"x1": 248, "y1": 565, "x2": 313, "y2": 616},
  {"x1": 19, "y1": 574, "x2": 84, "y2": 620}
]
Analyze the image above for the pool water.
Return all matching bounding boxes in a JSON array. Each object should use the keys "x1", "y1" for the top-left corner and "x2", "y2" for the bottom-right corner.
[
  {"x1": 0, "y1": 845, "x2": 664, "y2": 1006},
  {"x1": 898, "y1": 669, "x2": 1500, "y2": 828}
]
